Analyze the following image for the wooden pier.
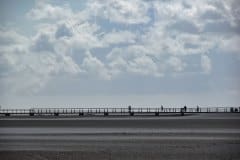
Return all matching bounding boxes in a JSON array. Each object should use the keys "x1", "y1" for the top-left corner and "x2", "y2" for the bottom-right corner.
[{"x1": 0, "y1": 106, "x2": 239, "y2": 117}]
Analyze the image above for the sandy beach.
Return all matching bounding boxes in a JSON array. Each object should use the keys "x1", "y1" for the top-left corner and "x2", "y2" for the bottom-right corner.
[{"x1": 0, "y1": 113, "x2": 240, "y2": 160}]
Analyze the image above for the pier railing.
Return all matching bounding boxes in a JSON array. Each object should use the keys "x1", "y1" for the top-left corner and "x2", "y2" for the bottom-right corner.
[{"x1": 0, "y1": 106, "x2": 239, "y2": 117}]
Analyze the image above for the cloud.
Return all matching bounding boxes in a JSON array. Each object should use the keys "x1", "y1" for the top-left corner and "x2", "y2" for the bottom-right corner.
[
  {"x1": 203, "y1": 21, "x2": 240, "y2": 34},
  {"x1": 1, "y1": 0, "x2": 240, "y2": 96},
  {"x1": 127, "y1": 55, "x2": 162, "y2": 77},
  {"x1": 107, "y1": 47, "x2": 163, "y2": 77},
  {"x1": 201, "y1": 54, "x2": 212, "y2": 74},
  {"x1": 30, "y1": 32, "x2": 54, "y2": 52},
  {"x1": 167, "y1": 56, "x2": 186, "y2": 72},
  {"x1": 81, "y1": 51, "x2": 111, "y2": 80},
  {"x1": 168, "y1": 20, "x2": 199, "y2": 34},
  {"x1": 65, "y1": 21, "x2": 103, "y2": 49},
  {"x1": 102, "y1": 30, "x2": 136, "y2": 46},
  {"x1": 219, "y1": 35, "x2": 240, "y2": 54},
  {"x1": 55, "y1": 23, "x2": 73, "y2": 39},
  {"x1": 200, "y1": 9, "x2": 223, "y2": 20},
  {"x1": 0, "y1": 30, "x2": 28, "y2": 46},
  {"x1": 0, "y1": 28, "x2": 81, "y2": 95},
  {"x1": 141, "y1": 23, "x2": 217, "y2": 57},
  {"x1": 86, "y1": 0, "x2": 151, "y2": 24},
  {"x1": 27, "y1": 1, "x2": 73, "y2": 20}
]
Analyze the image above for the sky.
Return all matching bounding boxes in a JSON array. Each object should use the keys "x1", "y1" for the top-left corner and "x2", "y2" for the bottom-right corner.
[{"x1": 0, "y1": 0, "x2": 240, "y2": 108}]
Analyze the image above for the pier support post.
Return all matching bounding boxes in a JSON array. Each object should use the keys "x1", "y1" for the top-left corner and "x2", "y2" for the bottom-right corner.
[
  {"x1": 180, "y1": 108, "x2": 184, "y2": 116},
  {"x1": 54, "y1": 113, "x2": 59, "y2": 116},
  {"x1": 130, "y1": 112, "x2": 134, "y2": 116},
  {"x1": 29, "y1": 113, "x2": 34, "y2": 116},
  {"x1": 5, "y1": 113, "x2": 10, "y2": 116},
  {"x1": 79, "y1": 112, "x2": 84, "y2": 116},
  {"x1": 181, "y1": 112, "x2": 184, "y2": 116},
  {"x1": 104, "y1": 112, "x2": 109, "y2": 116},
  {"x1": 155, "y1": 112, "x2": 159, "y2": 116}
]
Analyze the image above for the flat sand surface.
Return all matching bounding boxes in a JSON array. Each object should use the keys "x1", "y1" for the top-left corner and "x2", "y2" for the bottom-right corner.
[{"x1": 0, "y1": 113, "x2": 240, "y2": 160}]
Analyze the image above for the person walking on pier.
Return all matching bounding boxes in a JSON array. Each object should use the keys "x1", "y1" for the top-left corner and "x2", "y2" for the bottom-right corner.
[
  {"x1": 196, "y1": 105, "x2": 200, "y2": 112},
  {"x1": 128, "y1": 105, "x2": 134, "y2": 116},
  {"x1": 184, "y1": 105, "x2": 187, "y2": 112},
  {"x1": 128, "y1": 105, "x2": 131, "y2": 113},
  {"x1": 161, "y1": 105, "x2": 164, "y2": 111}
]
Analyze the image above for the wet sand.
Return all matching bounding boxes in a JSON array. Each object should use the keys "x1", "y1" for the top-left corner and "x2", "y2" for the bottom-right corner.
[{"x1": 0, "y1": 113, "x2": 240, "y2": 160}]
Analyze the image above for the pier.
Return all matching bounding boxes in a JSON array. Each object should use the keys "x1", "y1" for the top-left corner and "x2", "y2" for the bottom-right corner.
[{"x1": 0, "y1": 106, "x2": 239, "y2": 117}]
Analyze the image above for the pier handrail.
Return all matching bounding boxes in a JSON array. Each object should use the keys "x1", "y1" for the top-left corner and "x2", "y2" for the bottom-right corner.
[{"x1": 0, "y1": 106, "x2": 239, "y2": 114}]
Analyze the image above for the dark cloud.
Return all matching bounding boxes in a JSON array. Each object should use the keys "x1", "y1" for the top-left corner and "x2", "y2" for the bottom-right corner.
[
  {"x1": 168, "y1": 20, "x2": 199, "y2": 34},
  {"x1": 200, "y1": 10, "x2": 222, "y2": 20},
  {"x1": 184, "y1": 43, "x2": 199, "y2": 49},
  {"x1": 203, "y1": 21, "x2": 240, "y2": 34}
]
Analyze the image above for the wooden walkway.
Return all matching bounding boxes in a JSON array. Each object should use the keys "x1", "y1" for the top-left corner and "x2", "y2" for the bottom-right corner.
[{"x1": 0, "y1": 106, "x2": 239, "y2": 117}]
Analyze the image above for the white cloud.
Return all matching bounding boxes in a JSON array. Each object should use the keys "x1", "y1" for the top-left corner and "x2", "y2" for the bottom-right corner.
[
  {"x1": 0, "y1": 30, "x2": 28, "y2": 46},
  {"x1": 153, "y1": 0, "x2": 240, "y2": 32},
  {"x1": 107, "y1": 47, "x2": 163, "y2": 77},
  {"x1": 1, "y1": 0, "x2": 240, "y2": 96},
  {"x1": 140, "y1": 22, "x2": 218, "y2": 57},
  {"x1": 219, "y1": 35, "x2": 240, "y2": 54},
  {"x1": 65, "y1": 21, "x2": 103, "y2": 49},
  {"x1": 2, "y1": 51, "x2": 81, "y2": 94},
  {"x1": 201, "y1": 54, "x2": 212, "y2": 74},
  {"x1": 27, "y1": 1, "x2": 73, "y2": 20},
  {"x1": 30, "y1": 32, "x2": 54, "y2": 52},
  {"x1": 81, "y1": 51, "x2": 111, "y2": 80},
  {"x1": 127, "y1": 55, "x2": 162, "y2": 77},
  {"x1": 102, "y1": 30, "x2": 136, "y2": 46},
  {"x1": 167, "y1": 56, "x2": 186, "y2": 72},
  {"x1": 0, "y1": 28, "x2": 81, "y2": 95},
  {"x1": 86, "y1": 0, "x2": 151, "y2": 24}
]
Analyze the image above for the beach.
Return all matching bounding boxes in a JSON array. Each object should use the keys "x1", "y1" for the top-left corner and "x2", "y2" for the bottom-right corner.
[{"x1": 0, "y1": 113, "x2": 240, "y2": 160}]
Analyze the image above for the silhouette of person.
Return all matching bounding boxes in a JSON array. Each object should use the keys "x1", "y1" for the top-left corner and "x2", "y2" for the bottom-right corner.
[
  {"x1": 184, "y1": 105, "x2": 187, "y2": 112},
  {"x1": 128, "y1": 105, "x2": 131, "y2": 113},
  {"x1": 196, "y1": 105, "x2": 199, "y2": 112}
]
